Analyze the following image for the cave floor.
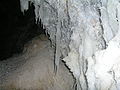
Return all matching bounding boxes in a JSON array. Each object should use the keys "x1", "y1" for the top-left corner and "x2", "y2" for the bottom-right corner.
[{"x1": 0, "y1": 34, "x2": 74, "y2": 90}]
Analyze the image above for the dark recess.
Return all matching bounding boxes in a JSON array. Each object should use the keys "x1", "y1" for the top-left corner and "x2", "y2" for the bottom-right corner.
[{"x1": 0, "y1": 0, "x2": 45, "y2": 60}]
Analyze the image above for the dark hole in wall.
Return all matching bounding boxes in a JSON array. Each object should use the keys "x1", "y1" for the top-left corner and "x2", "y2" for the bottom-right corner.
[{"x1": 0, "y1": 1, "x2": 45, "y2": 61}]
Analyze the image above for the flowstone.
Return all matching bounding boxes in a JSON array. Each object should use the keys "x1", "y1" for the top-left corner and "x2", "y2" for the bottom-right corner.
[{"x1": 20, "y1": 0, "x2": 120, "y2": 90}]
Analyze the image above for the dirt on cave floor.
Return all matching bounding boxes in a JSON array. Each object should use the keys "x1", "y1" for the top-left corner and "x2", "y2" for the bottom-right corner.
[{"x1": 0, "y1": 34, "x2": 75, "y2": 90}]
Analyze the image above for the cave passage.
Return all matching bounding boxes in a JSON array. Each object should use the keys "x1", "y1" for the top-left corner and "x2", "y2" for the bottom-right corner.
[
  {"x1": 1, "y1": 0, "x2": 120, "y2": 90},
  {"x1": 0, "y1": 0, "x2": 45, "y2": 60}
]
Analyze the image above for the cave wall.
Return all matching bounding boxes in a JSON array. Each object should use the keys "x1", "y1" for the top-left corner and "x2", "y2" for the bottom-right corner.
[{"x1": 20, "y1": 0, "x2": 120, "y2": 90}]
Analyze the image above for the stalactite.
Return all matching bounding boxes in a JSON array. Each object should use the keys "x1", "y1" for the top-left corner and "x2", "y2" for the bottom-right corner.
[{"x1": 20, "y1": 0, "x2": 120, "y2": 90}]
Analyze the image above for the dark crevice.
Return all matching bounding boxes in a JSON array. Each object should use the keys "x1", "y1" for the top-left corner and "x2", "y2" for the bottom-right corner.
[
  {"x1": 97, "y1": 6, "x2": 107, "y2": 49},
  {"x1": 0, "y1": 1, "x2": 45, "y2": 60}
]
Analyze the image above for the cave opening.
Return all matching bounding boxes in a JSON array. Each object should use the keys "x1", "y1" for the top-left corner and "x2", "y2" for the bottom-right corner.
[{"x1": 0, "y1": 0, "x2": 46, "y2": 60}]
